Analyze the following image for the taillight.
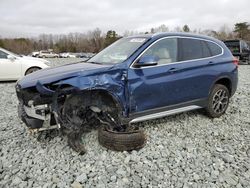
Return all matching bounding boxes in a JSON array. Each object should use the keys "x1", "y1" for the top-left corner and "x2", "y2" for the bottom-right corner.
[{"x1": 233, "y1": 57, "x2": 239, "y2": 68}]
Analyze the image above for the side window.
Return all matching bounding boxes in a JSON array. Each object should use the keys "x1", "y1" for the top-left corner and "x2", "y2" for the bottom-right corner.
[
  {"x1": 201, "y1": 41, "x2": 211, "y2": 58},
  {"x1": 207, "y1": 41, "x2": 222, "y2": 56},
  {"x1": 0, "y1": 50, "x2": 8, "y2": 59},
  {"x1": 142, "y1": 38, "x2": 177, "y2": 65},
  {"x1": 179, "y1": 38, "x2": 203, "y2": 61}
]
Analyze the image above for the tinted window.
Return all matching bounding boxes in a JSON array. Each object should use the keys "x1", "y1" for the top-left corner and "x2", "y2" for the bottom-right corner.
[
  {"x1": 179, "y1": 38, "x2": 204, "y2": 61},
  {"x1": 201, "y1": 41, "x2": 211, "y2": 58},
  {"x1": 0, "y1": 50, "x2": 8, "y2": 59},
  {"x1": 142, "y1": 38, "x2": 177, "y2": 65},
  {"x1": 207, "y1": 41, "x2": 222, "y2": 56}
]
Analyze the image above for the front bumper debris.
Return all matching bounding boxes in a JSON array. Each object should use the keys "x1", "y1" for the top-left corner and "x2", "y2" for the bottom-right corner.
[
  {"x1": 20, "y1": 100, "x2": 60, "y2": 131},
  {"x1": 23, "y1": 103, "x2": 49, "y2": 120}
]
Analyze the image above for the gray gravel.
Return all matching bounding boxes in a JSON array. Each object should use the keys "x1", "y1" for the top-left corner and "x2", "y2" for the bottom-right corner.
[{"x1": 0, "y1": 59, "x2": 250, "y2": 188}]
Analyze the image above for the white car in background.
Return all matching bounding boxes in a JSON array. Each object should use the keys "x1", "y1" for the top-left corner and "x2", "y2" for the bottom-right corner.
[
  {"x1": 38, "y1": 50, "x2": 59, "y2": 58},
  {"x1": 0, "y1": 47, "x2": 50, "y2": 81},
  {"x1": 59, "y1": 52, "x2": 76, "y2": 58}
]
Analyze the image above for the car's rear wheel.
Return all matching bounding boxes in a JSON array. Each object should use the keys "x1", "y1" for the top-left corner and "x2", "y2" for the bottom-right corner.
[
  {"x1": 25, "y1": 67, "x2": 41, "y2": 75},
  {"x1": 206, "y1": 84, "x2": 229, "y2": 118}
]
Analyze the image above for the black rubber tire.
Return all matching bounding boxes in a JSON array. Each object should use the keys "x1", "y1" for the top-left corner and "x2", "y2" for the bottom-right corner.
[
  {"x1": 98, "y1": 127, "x2": 147, "y2": 151},
  {"x1": 206, "y1": 84, "x2": 230, "y2": 118},
  {"x1": 25, "y1": 67, "x2": 40, "y2": 75}
]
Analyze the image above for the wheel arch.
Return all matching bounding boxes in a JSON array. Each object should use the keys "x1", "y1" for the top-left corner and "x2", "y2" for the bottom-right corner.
[
  {"x1": 25, "y1": 66, "x2": 42, "y2": 75},
  {"x1": 66, "y1": 88, "x2": 125, "y2": 115},
  {"x1": 211, "y1": 76, "x2": 232, "y2": 96},
  {"x1": 62, "y1": 88, "x2": 128, "y2": 125},
  {"x1": 89, "y1": 89, "x2": 123, "y2": 110}
]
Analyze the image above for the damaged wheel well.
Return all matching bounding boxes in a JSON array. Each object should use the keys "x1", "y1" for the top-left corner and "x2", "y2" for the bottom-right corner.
[
  {"x1": 73, "y1": 89, "x2": 123, "y2": 113},
  {"x1": 60, "y1": 89, "x2": 124, "y2": 131}
]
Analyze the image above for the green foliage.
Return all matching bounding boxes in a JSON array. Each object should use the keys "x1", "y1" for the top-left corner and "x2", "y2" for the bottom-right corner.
[
  {"x1": 104, "y1": 30, "x2": 119, "y2": 47},
  {"x1": 234, "y1": 22, "x2": 250, "y2": 39},
  {"x1": 0, "y1": 39, "x2": 4, "y2": 48},
  {"x1": 1, "y1": 23, "x2": 250, "y2": 55},
  {"x1": 183, "y1": 25, "x2": 190, "y2": 32}
]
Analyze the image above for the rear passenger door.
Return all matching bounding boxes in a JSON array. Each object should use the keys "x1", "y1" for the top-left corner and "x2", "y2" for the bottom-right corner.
[{"x1": 176, "y1": 37, "x2": 223, "y2": 102}]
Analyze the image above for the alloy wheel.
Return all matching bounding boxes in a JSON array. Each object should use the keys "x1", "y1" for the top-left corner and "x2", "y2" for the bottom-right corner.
[{"x1": 212, "y1": 89, "x2": 229, "y2": 114}]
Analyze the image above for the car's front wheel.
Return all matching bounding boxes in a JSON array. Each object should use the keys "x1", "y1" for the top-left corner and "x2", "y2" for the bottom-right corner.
[{"x1": 206, "y1": 84, "x2": 230, "y2": 118}]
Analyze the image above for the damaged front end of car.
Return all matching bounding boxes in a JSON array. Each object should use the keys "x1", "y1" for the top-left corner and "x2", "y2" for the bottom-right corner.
[{"x1": 16, "y1": 67, "x2": 129, "y2": 154}]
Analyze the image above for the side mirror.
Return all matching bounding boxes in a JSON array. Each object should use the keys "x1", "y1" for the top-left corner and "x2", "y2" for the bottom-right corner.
[
  {"x1": 7, "y1": 55, "x2": 16, "y2": 61},
  {"x1": 135, "y1": 55, "x2": 159, "y2": 68}
]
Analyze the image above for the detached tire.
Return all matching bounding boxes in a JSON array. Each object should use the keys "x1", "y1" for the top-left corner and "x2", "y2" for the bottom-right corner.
[{"x1": 98, "y1": 127, "x2": 146, "y2": 151}]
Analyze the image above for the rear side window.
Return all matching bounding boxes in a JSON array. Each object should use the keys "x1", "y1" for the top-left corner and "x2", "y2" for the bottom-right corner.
[
  {"x1": 201, "y1": 41, "x2": 211, "y2": 58},
  {"x1": 179, "y1": 38, "x2": 204, "y2": 61},
  {"x1": 179, "y1": 38, "x2": 222, "y2": 61},
  {"x1": 206, "y1": 41, "x2": 222, "y2": 56}
]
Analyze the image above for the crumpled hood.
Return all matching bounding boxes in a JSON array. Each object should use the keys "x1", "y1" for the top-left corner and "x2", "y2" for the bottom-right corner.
[{"x1": 18, "y1": 62, "x2": 113, "y2": 89}]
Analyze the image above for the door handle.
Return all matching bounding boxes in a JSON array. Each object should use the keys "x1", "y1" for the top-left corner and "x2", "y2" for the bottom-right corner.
[
  {"x1": 168, "y1": 67, "x2": 179, "y2": 73},
  {"x1": 208, "y1": 61, "x2": 215, "y2": 65}
]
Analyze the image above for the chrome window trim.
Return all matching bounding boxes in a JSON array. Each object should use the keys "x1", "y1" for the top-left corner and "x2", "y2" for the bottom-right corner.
[{"x1": 129, "y1": 36, "x2": 224, "y2": 69}]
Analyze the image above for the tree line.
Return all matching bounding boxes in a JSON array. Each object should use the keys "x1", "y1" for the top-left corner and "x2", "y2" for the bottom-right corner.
[{"x1": 0, "y1": 22, "x2": 249, "y2": 55}]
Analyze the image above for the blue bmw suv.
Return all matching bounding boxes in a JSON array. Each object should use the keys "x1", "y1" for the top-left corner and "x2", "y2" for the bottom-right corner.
[{"x1": 16, "y1": 32, "x2": 238, "y2": 142}]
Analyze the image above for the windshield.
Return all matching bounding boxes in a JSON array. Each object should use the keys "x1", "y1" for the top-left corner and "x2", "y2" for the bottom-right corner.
[{"x1": 87, "y1": 37, "x2": 147, "y2": 64}]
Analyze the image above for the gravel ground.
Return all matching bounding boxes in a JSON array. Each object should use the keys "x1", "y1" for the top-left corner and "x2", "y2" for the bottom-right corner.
[{"x1": 0, "y1": 59, "x2": 250, "y2": 188}]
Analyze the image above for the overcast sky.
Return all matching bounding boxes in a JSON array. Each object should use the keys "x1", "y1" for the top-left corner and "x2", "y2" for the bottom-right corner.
[{"x1": 0, "y1": 0, "x2": 249, "y2": 38}]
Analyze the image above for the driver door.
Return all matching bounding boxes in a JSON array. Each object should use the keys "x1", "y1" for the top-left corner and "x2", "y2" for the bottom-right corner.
[{"x1": 127, "y1": 37, "x2": 181, "y2": 114}]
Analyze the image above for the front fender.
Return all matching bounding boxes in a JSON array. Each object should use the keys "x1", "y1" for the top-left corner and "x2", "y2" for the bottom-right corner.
[{"x1": 54, "y1": 70, "x2": 128, "y2": 116}]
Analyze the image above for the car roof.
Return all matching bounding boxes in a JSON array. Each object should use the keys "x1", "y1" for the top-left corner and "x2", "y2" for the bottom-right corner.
[{"x1": 126, "y1": 32, "x2": 221, "y2": 43}]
